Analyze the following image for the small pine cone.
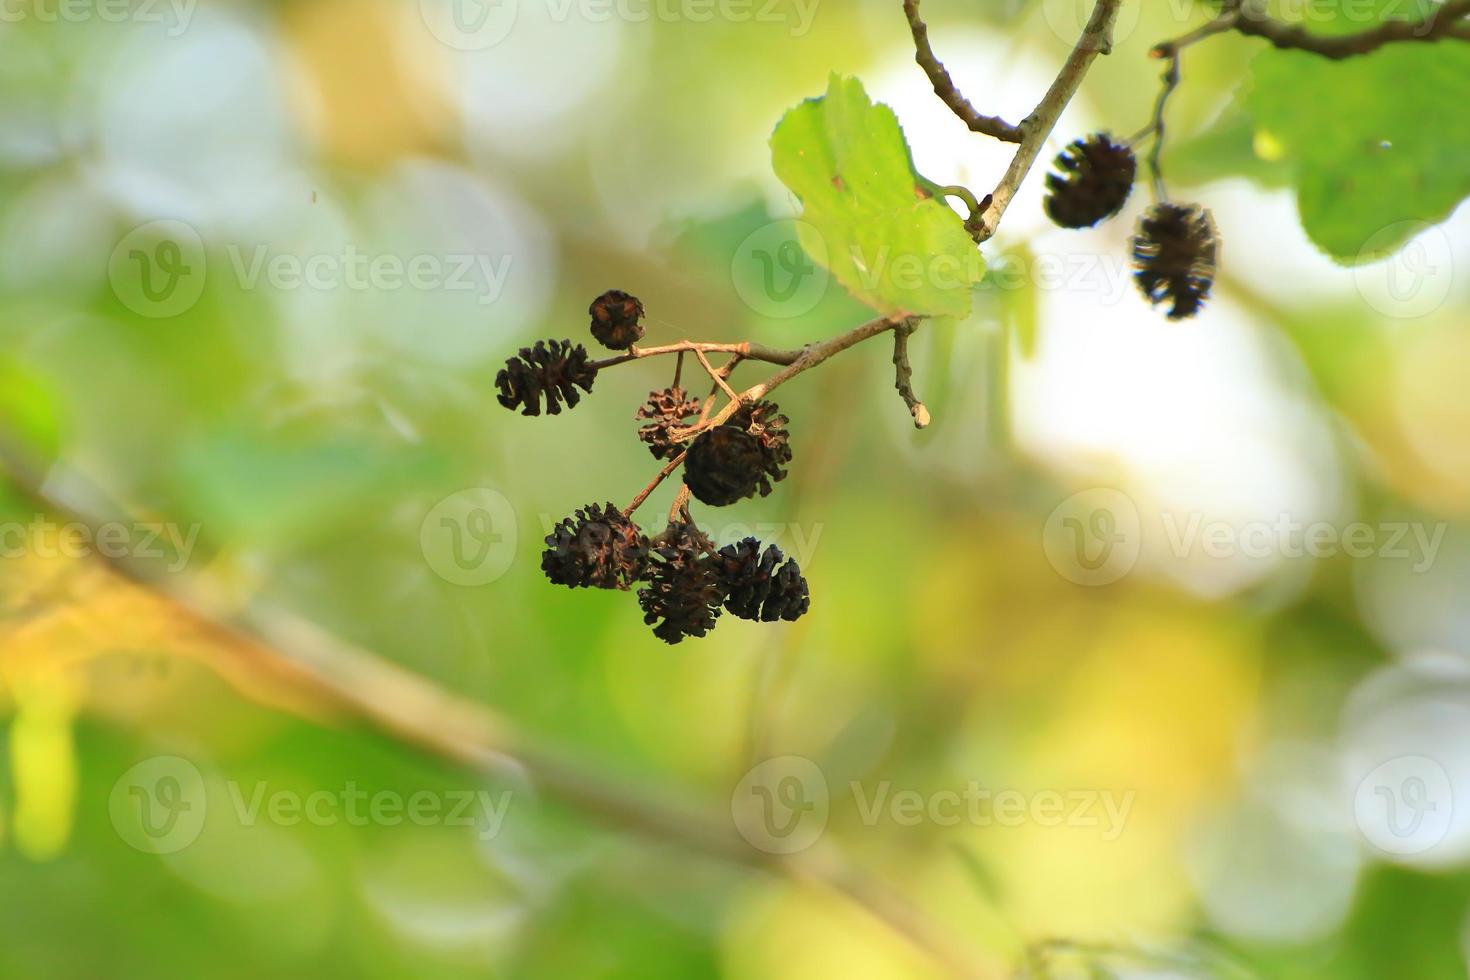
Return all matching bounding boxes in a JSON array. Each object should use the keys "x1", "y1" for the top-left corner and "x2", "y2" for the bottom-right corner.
[
  {"x1": 542, "y1": 502, "x2": 648, "y2": 590},
  {"x1": 683, "y1": 425, "x2": 764, "y2": 506},
  {"x1": 1132, "y1": 203, "x2": 1219, "y2": 320},
  {"x1": 1043, "y1": 134, "x2": 1137, "y2": 229},
  {"x1": 711, "y1": 538, "x2": 810, "y2": 623},
  {"x1": 496, "y1": 339, "x2": 598, "y2": 416},
  {"x1": 635, "y1": 386, "x2": 701, "y2": 460},
  {"x1": 589, "y1": 289, "x2": 645, "y2": 350},
  {"x1": 730, "y1": 399, "x2": 792, "y2": 496},
  {"x1": 638, "y1": 522, "x2": 723, "y2": 644}
]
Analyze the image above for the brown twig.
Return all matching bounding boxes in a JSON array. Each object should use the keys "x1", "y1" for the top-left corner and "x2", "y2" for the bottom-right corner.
[
  {"x1": 672, "y1": 314, "x2": 914, "y2": 440},
  {"x1": 975, "y1": 0, "x2": 1123, "y2": 241},
  {"x1": 693, "y1": 347, "x2": 741, "y2": 405},
  {"x1": 624, "y1": 449, "x2": 688, "y2": 517},
  {"x1": 891, "y1": 322, "x2": 931, "y2": 429},
  {"x1": 1227, "y1": 0, "x2": 1470, "y2": 59},
  {"x1": 902, "y1": 0, "x2": 1024, "y2": 142},
  {"x1": 1133, "y1": 46, "x2": 1183, "y2": 201},
  {"x1": 591, "y1": 340, "x2": 800, "y2": 372}
]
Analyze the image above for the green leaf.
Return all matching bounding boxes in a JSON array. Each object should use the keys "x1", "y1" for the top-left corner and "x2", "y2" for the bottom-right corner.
[
  {"x1": 770, "y1": 74, "x2": 984, "y2": 317},
  {"x1": 1246, "y1": 42, "x2": 1470, "y2": 262},
  {"x1": 0, "y1": 357, "x2": 63, "y2": 465}
]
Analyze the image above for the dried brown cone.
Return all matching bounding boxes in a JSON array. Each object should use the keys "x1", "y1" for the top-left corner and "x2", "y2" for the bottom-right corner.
[
  {"x1": 635, "y1": 386, "x2": 701, "y2": 460},
  {"x1": 542, "y1": 502, "x2": 648, "y2": 590},
  {"x1": 683, "y1": 425, "x2": 764, "y2": 506},
  {"x1": 1044, "y1": 133, "x2": 1137, "y2": 229},
  {"x1": 711, "y1": 537, "x2": 810, "y2": 623},
  {"x1": 729, "y1": 399, "x2": 792, "y2": 497},
  {"x1": 589, "y1": 289, "x2": 646, "y2": 350},
  {"x1": 1132, "y1": 203, "x2": 1219, "y2": 320},
  {"x1": 496, "y1": 339, "x2": 598, "y2": 416},
  {"x1": 637, "y1": 522, "x2": 723, "y2": 644}
]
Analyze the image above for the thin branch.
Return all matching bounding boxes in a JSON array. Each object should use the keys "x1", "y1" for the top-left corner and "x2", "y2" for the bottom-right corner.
[
  {"x1": 903, "y1": 0, "x2": 1024, "y2": 142},
  {"x1": 625, "y1": 449, "x2": 688, "y2": 517},
  {"x1": 0, "y1": 436, "x2": 1001, "y2": 980},
  {"x1": 672, "y1": 313, "x2": 914, "y2": 440},
  {"x1": 1229, "y1": 0, "x2": 1470, "y2": 59},
  {"x1": 591, "y1": 340, "x2": 801, "y2": 372},
  {"x1": 692, "y1": 347, "x2": 741, "y2": 404},
  {"x1": 891, "y1": 322, "x2": 931, "y2": 429},
  {"x1": 1134, "y1": 46, "x2": 1183, "y2": 201},
  {"x1": 975, "y1": 0, "x2": 1123, "y2": 241}
]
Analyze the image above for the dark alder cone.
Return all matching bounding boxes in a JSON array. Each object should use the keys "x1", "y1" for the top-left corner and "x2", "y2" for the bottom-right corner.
[
  {"x1": 711, "y1": 537, "x2": 811, "y2": 623},
  {"x1": 496, "y1": 339, "x2": 598, "y2": 416},
  {"x1": 541, "y1": 502, "x2": 648, "y2": 590},
  {"x1": 683, "y1": 425, "x2": 764, "y2": 506},
  {"x1": 1043, "y1": 133, "x2": 1137, "y2": 229},
  {"x1": 1132, "y1": 203, "x2": 1219, "y2": 320},
  {"x1": 729, "y1": 399, "x2": 792, "y2": 497},
  {"x1": 635, "y1": 386, "x2": 701, "y2": 460},
  {"x1": 588, "y1": 289, "x2": 645, "y2": 350},
  {"x1": 638, "y1": 522, "x2": 724, "y2": 644}
]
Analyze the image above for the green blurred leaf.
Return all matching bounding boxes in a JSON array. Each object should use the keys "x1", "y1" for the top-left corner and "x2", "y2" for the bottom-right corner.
[
  {"x1": 0, "y1": 357, "x2": 63, "y2": 465},
  {"x1": 771, "y1": 74, "x2": 984, "y2": 317},
  {"x1": 1167, "y1": 100, "x2": 1291, "y2": 190},
  {"x1": 1246, "y1": 42, "x2": 1470, "y2": 261},
  {"x1": 176, "y1": 431, "x2": 444, "y2": 547}
]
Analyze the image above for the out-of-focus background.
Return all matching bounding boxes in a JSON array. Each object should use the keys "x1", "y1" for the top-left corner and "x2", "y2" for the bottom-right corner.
[{"x1": 1, "y1": 0, "x2": 1468, "y2": 976}]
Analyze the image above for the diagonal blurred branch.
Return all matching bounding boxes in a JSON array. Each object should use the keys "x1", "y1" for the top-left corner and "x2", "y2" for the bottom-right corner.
[{"x1": 0, "y1": 436, "x2": 1002, "y2": 980}]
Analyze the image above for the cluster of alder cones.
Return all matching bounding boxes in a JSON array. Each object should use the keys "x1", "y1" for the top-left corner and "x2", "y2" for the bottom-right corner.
[
  {"x1": 496, "y1": 291, "x2": 809, "y2": 644},
  {"x1": 1043, "y1": 132, "x2": 1219, "y2": 320}
]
